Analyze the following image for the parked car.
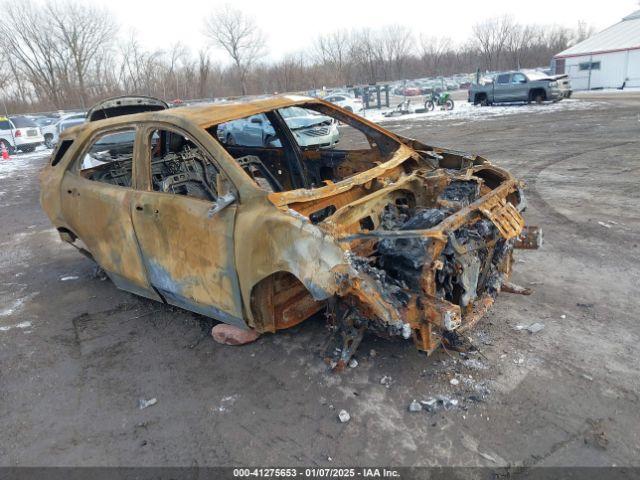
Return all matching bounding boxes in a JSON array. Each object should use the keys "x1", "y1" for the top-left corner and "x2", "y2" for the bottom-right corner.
[
  {"x1": 40, "y1": 94, "x2": 539, "y2": 368},
  {"x1": 0, "y1": 116, "x2": 45, "y2": 153},
  {"x1": 42, "y1": 113, "x2": 87, "y2": 148},
  {"x1": 220, "y1": 107, "x2": 340, "y2": 149},
  {"x1": 324, "y1": 94, "x2": 363, "y2": 112},
  {"x1": 400, "y1": 86, "x2": 422, "y2": 96},
  {"x1": 468, "y1": 71, "x2": 563, "y2": 105}
]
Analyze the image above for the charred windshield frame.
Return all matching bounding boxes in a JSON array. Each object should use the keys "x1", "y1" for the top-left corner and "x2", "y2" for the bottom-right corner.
[{"x1": 208, "y1": 101, "x2": 403, "y2": 194}]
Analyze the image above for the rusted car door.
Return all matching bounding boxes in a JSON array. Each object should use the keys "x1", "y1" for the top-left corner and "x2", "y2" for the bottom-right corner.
[
  {"x1": 129, "y1": 125, "x2": 245, "y2": 327},
  {"x1": 59, "y1": 126, "x2": 161, "y2": 300}
]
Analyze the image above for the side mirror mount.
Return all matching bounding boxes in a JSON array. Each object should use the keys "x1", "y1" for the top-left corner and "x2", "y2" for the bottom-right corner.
[
  {"x1": 250, "y1": 117, "x2": 263, "y2": 124},
  {"x1": 207, "y1": 191, "x2": 236, "y2": 218}
]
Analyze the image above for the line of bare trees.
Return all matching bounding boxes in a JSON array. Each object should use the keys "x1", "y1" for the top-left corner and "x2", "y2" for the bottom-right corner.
[{"x1": 0, "y1": 1, "x2": 594, "y2": 114}]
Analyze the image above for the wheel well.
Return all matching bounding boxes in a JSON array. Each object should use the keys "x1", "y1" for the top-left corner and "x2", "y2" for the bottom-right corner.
[
  {"x1": 250, "y1": 271, "x2": 325, "y2": 333},
  {"x1": 530, "y1": 88, "x2": 546, "y2": 100},
  {"x1": 57, "y1": 227, "x2": 77, "y2": 242},
  {"x1": 474, "y1": 93, "x2": 487, "y2": 104}
]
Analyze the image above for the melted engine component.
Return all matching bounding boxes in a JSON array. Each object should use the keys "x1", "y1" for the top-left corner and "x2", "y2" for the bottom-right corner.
[{"x1": 354, "y1": 179, "x2": 512, "y2": 312}]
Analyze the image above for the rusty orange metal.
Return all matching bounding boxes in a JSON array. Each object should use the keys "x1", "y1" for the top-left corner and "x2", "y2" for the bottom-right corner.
[{"x1": 40, "y1": 94, "x2": 540, "y2": 365}]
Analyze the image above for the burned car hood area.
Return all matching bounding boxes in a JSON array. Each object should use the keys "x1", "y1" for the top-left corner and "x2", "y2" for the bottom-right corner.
[{"x1": 267, "y1": 136, "x2": 536, "y2": 369}]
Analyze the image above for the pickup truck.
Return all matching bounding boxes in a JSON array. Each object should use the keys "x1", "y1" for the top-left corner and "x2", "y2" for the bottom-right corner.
[{"x1": 468, "y1": 71, "x2": 563, "y2": 106}]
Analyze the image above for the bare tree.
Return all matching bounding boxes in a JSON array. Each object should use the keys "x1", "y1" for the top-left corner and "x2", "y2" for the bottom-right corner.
[
  {"x1": 197, "y1": 49, "x2": 212, "y2": 98},
  {"x1": 314, "y1": 30, "x2": 351, "y2": 85},
  {"x1": 472, "y1": 16, "x2": 515, "y2": 70},
  {"x1": 574, "y1": 21, "x2": 596, "y2": 44},
  {"x1": 46, "y1": 1, "x2": 117, "y2": 107},
  {"x1": 419, "y1": 35, "x2": 453, "y2": 76},
  {"x1": 203, "y1": 5, "x2": 265, "y2": 95},
  {"x1": 0, "y1": 0, "x2": 67, "y2": 107},
  {"x1": 379, "y1": 25, "x2": 413, "y2": 80}
]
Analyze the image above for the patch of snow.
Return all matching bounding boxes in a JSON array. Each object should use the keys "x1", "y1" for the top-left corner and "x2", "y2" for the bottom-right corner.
[
  {"x1": 0, "y1": 321, "x2": 32, "y2": 332},
  {"x1": 214, "y1": 394, "x2": 239, "y2": 413},
  {"x1": 0, "y1": 147, "x2": 51, "y2": 180},
  {"x1": 358, "y1": 99, "x2": 603, "y2": 125},
  {"x1": 60, "y1": 275, "x2": 79, "y2": 281},
  {"x1": 575, "y1": 87, "x2": 640, "y2": 95}
]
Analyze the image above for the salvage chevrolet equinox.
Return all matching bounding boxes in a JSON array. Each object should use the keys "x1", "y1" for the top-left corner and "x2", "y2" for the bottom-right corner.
[{"x1": 40, "y1": 94, "x2": 541, "y2": 369}]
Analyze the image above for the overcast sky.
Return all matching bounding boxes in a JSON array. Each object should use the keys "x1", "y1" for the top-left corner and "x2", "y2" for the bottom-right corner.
[{"x1": 91, "y1": 0, "x2": 637, "y2": 61}]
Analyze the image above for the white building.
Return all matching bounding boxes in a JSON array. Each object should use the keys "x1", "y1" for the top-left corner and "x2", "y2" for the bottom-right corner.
[{"x1": 552, "y1": 10, "x2": 640, "y2": 90}]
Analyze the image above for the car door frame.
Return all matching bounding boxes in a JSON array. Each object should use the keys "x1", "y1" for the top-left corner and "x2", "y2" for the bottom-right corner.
[
  {"x1": 510, "y1": 73, "x2": 529, "y2": 102},
  {"x1": 129, "y1": 121, "x2": 246, "y2": 327},
  {"x1": 494, "y1": 73, "x2": 512, "y2": 103},
  {"x1": 59, "y1": 122, "x2": 162, "y2": 301}
]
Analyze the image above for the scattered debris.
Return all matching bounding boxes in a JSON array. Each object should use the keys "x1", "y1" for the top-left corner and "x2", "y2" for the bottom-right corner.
[
  {"x1": 215, "y1": 394, "x2": 239, "y2": 413},
  {"x1": 597, "y1": 221, "x2": 612, "y2": 229},
  {"x1": 348, "y1": 358, "x2": 358, "y2": 368},
  {"x1": 211, "y1": 324, "x2": 259, "y2": 345},
  {"x1": 478, "y1": 451, "x2": 498, "y2": 463},
  {"x1": 526, "y1": 322, "x2": 545, "y2": 333},
  {"x1": 584, "y1": 419, "x2": 609, "y2": 450},
  {"x1": 515, "y1": 322, "x2": 545, "y2": 333},
  {"x1": 463, "y1": 358, "x2": 488, "y2": 370},
  {"x1": 408, "y1": 400, "x2": 422, "y2": 412},
  {"x1": 437, "y1": 395, "x2": 459, "y2": 409},
  {"x1": 380, "y1": 375, "x2": 392, "y2": 387},
  {"x1": 92, "y1": 266, "x2": 108, "y2": 281},
  {"x1": 577, "y1": 303, "x2": 594, "y2": 308},
  {"x1": 419, "y1": 396, "x2": 459, "y2": 412},
  {"x1": 60, "y1": 275, "x2": 79, "y2": 281},
  {"x1": 420, "y1": 398, "x2": 438, "y2": 411},
  {"x1": 338, "y1": 410, "x2": 351, "y2": 423},
  {"x1": 501, "y1": 281, "x2": 533, "y2": 295},
  {"x1": 581, "y1": 373, "x2": 594, "y2": 381},
  {"x1": 138, "y1": 397, "x2": 157, "y2": 409},
  {"x1": 560, "y1": 314, "x2": 567, "y2": 319},
  {"x1": 514, "y1": 357, "x2": 525, "y2": 365},
  {"x1": 450, "y1": 378, "x2": 460, "y2": 386}
]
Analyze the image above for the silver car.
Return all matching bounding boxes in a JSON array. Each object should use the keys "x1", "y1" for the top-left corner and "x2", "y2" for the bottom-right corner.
[{"x1": 221, "y1": 107, "x2": 340, "y2": 149}]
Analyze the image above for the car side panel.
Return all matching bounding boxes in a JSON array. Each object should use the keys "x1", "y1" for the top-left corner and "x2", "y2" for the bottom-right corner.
[{"x1": 59, "y1": 172, "x2": 158, "y2": 298}]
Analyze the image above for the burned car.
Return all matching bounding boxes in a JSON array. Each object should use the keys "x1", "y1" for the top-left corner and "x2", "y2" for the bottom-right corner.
[{"x1": 40, "y1": 94, "x2": 540, "y2": 369}]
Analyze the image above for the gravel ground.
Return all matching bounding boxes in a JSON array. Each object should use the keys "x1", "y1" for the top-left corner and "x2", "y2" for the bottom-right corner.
[{"x1": 1, "y1": 92, "x2": 639, "y2": 468}]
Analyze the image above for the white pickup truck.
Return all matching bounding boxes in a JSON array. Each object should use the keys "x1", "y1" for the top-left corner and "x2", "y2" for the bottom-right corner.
[{"x1": 0, "y1": 116, "x2": 45, "y2": 153}]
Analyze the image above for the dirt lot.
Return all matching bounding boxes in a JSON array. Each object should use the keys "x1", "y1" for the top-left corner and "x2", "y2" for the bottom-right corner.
[{"x1": 1, "y1": 93, "x2": 639, "y2": 468}]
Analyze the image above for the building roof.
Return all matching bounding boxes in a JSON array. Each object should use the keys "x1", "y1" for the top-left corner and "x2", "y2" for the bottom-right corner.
[{"x1": 555, "y1": 10, "x2": 640, "y2": 58}]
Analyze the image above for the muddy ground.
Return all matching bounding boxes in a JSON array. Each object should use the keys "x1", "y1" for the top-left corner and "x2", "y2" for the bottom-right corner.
[{"x1": 1, "y1": 92, "x2": 639, "y2": 468}]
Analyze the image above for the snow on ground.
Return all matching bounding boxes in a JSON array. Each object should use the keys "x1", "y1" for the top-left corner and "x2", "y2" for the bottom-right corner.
[
  {"x1": 574, "y1": 87, "x2": 640, "y2": 95},
  {"x1": 359, "y1": 98, "x2": 604, "y2": 124},
  {"x1": 0, "y1": 146, "x2": 51, "y2": 181}
]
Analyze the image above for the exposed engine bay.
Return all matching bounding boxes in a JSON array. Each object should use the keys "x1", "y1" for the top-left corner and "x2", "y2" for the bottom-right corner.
[{"x1": 267, "y1": 149, "x2": 534, "y2": 370}]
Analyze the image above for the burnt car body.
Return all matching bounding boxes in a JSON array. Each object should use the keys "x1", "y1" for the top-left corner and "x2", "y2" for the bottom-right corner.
[{"x1": 40, "y1": 95, "x2": 540, "y2": 368}]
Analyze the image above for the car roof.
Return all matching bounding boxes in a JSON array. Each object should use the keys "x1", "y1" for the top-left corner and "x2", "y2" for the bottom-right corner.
[{"x1": 66, "y1": 95, "x2": 319, "y2": 135}]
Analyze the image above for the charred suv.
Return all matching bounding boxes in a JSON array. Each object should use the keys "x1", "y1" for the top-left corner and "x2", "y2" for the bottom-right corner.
[{"x1": 40, "y1": 95, "x2": 541, "y2": 369}]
